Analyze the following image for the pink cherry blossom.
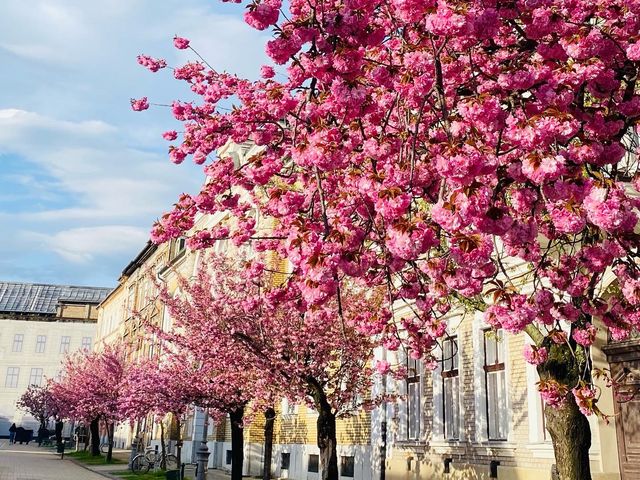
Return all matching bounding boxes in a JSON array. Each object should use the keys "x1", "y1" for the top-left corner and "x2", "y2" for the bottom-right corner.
[
  {"x1": 244, "y1": 0, "x2": 281, "y2": 31},
  {"x1": 162, "y1": 130, "x2": 178, "y2": 141},
  {"x1": 130, "y1": 97, "x2": 149, "y2": 111},
  {"x1": 173, "y1": 36, "x2": 190, "y2": 49},
  {"x1": 523, "y1": 344, "x2": 548, "y2": 366},
  {"x1": 572, "y1": 323, "x2": 597, "y2": 347},
  {"x1": 133, "y1": 3, "x2": 640, "y2": 476},
  {"x1": 137, "y1": 54, "x2": 167, "y2": 72},
  {"x1": 572, "y1": 384, "x2": 598, "y2": 416},
  {"x1": 538, "y1": 379, "x2": 568, "y2": 408},
  {"x1": 260, "y1": 65, "x2": 275, "y2": 79}
]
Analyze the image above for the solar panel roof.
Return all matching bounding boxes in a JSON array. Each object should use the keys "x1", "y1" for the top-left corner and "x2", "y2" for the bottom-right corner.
[{"x1": 0, "y1": 281, "x2": 112, "y2": 315}]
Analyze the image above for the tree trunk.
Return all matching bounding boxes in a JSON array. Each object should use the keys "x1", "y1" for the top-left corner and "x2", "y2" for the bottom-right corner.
[
  {"x1": 262, "y1": 407, "x2": 275, "y2": 480},
  {"x1": 306, "y1": 376, "x2": 339, "y2": 480},
  {"x1": 106, "y1": 422, "x2": 115, "y2": 463},
  {"x1": 230, "y1": 406, "x2": 245, "y2": 480},
  {"x1": 317, "y1": 405, "x2": 339, "y2": 480},
  {"x1": 160, "y1": 421, "x2": 167, "y2": 470},
  {"x1": 544, "y1": 395, "x2": 592, "y2": 480},
  {"x1": 38, "y1": 417, "x2": 46, "y2": 446},
  {"x1": 536, "y1": 331, "x2": 592, "y2": 480},
  {"x1": 175, "y1": 416, "x2": 182, "y2": 474},
  {"x1": 89, "y1": 418, "x2": 100, "y2": 456}
]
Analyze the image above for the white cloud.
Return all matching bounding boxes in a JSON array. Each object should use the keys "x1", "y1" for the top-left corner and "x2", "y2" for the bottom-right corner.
[
  {"x1": 0, "y1": 108, "x2": 202, "y2": 220},
  {"x1": 0, "y1": 109, "x2": 114, "y2": 136},
  {"x1": 0, "y1": 107, "x2": 202, "y2": 271},
  {"x1": 30, "y1": 225, "x2": 150, "y2": 264},
  {"x1": 0, "y1": 0, "x2": 272, "y2": 284}
]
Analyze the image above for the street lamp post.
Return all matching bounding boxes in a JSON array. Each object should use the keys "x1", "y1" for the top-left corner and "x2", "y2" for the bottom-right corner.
[{"x1": 195, "y1": 409, "x2": 210, "y2": 480}]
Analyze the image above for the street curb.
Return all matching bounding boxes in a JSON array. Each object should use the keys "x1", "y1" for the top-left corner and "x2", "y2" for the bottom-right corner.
[{"x1": 65, "y1": 456, "x2": 127, "y2": 480}]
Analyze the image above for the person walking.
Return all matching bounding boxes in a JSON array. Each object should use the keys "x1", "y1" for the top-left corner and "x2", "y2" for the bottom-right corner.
[{"x1": 8, "y1": 423, "x2": 17, "y2": 444}]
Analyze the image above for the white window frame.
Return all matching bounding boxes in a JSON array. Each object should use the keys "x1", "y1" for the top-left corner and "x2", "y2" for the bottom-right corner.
[
  {"x1": 81, "y1": 337, "x2": 92, "y2": 351},
  {"x1": 281, "y1": 398, "x2": 298, "y2": 417},
  {"x1": 5, "y1": 367, "x2": 19, "y2": 388},
  {"x1": 441, "y1": 335, "x2": 461, "y2": 441},
  {"x1": 472, "y1": 313, "x2": 512, "y2": 443},
  {"x1": 12, "y1": 334, "x2": 24, "y2": 352},
  {"x1": 483, "y1": 328, "x2": 508, "y2": 440},
  {"x1": 406, "y1": 353, "x2": 421, "y2": 441},
  {"x1": 60, "y1": 336, "x2": 71, "y2": 353},
  {"x1": 127, "y1": 285, "x2": 136, "y2": 317},
  {"x1": 35, "y1": 335, "x2": 47, "y2": 353},
  {"x1": 29, "y1": 368, "x2": 43, "y2": 386}
]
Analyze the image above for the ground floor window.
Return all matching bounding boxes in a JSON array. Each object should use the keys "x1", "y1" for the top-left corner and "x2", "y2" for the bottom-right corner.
[
  {"x1": 340, "y1": 456, "x2": 355, "y2": 477},
  {"x1": 308, "y1": 454, "x2": 319, "y2": 473},
  {"x1": 442, "y1": 335, "x2": 460, "y2": 440},
  {"x1": 407, "y1": 354, "x2": 421, "y2": 440},
  {"x1": 483, "y1": 329, "x2": 508, "y2": 440}
]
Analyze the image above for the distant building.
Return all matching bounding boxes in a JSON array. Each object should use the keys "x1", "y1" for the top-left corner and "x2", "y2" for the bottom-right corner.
[{"x1": 0, "y1": 281, "x2": 111, "y2": 437}]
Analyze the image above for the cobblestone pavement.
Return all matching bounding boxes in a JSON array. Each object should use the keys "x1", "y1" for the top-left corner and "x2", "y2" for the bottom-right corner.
[{"x1": 0, "y1": 441, "x2": 107, "y2": 480}]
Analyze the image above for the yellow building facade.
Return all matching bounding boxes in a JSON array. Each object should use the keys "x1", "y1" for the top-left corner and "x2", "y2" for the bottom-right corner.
[{"x1": 375, "y1": 305, "x2": 626, "y2": 480}]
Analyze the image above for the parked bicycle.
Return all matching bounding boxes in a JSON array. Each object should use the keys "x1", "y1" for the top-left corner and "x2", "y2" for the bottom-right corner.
[{"x1": 131, "y1": 447, "x2": 178, "y2": 473}]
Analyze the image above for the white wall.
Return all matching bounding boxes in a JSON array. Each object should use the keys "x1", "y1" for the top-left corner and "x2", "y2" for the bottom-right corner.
[
  {"x1": 0, "y1": 317, "x2": 96, "y2": 436},
  {"x1": 202, "y1": 440, "x2": 373, "y2": 480}
]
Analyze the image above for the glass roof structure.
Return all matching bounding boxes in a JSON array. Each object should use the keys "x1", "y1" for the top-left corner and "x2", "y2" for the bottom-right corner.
[{"x1": 0, "y1": 281, "x2": 112, "y2": 315}]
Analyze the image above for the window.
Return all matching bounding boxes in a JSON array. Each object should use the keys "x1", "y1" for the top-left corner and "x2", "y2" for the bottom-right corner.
[
  {"x1": 60, "y1": 336, "x2": 71, "y2": 353},
  {"x1": 308, "y1": 454, "x2": 319, "y2": 473},
  {"x1": 281, "y1": 452, "x2": 290, "y2": 470},
  {"x1": 5, "y1": 367, "x2": 19, "y2": 388},
  {"x1": 81, "y1": 337, "x2": 92, "y2": 351},
  {"x1": 442, "y1": 335, "x2": 460, "y2": 440},
  {"x1": 483, "y1": 329, "x2": 508, "y2": 440},
  {"x1": 176, "y1": 237, "x2": 186, "y2": 255},
  {"x1": 29, "y1": 368, "x2": 43, "y2": 386},
  {"x1": 12, "y1": 334, "x2": 23, "y2": 352},
  {"x1": 35, "y1": 335, "x2": 47, "y2": 353},
  {"x1": 282, "y1": 398, "x2": 296, "y2": 416},
  {"x1": 225, "y1": 450, "x2": 233, "y2": 465},
  {"x1": 340, "y1": 456, "x2": 355, "y2": 477},
  {"x1": 127, "y1": 286, "x2": 136, "y2": 316},
  {"x1": 407, "y1": 354, "x2": 421, "y2": 440},
  {"x1": 170, "y1": 237, "x2": 187, "y2": 261},
  {"x1": 539, "y1": 397, "x2": 549, "y2": 441}
]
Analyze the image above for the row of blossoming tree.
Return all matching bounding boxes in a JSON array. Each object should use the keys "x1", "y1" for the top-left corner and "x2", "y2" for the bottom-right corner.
[
  {"x1": 20, "y1": 254, "x2": 379, "y2": 480},
  {"x1": 128, "y1": 1, "x2": 640, "y2": 479}
]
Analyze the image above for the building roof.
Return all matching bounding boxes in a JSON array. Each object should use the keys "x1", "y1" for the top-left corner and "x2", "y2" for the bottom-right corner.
[
  {"x1": 0, "y1": 281, "x2": 112, "y2": 315},
  {"x1": 121, "y1": 241, "x2": 157, "y2": 277}
]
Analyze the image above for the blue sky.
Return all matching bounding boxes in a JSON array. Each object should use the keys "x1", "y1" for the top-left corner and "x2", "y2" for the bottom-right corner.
[{"x1": 0, "y1": 0, "x2": 271, "y2": 287}]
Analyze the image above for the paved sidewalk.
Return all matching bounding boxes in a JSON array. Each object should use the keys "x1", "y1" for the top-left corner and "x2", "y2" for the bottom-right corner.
[{"x1": 0, "y1": 442, "x2": 106, "y2": 480}]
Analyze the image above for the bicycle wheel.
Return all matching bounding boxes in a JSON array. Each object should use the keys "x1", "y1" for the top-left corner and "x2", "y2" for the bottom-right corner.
[
  {"x1": 131, "y1": 454, "x2": 150, "y2": 473},
  {"x1": 165, "y1": 454, "x2": 179, "y2": 470}
]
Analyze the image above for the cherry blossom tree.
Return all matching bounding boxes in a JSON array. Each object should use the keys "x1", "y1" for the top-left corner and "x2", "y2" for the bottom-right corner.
[
  {"x1": 119, "y1": 352, "x2": 217, "y2": 468},
  {"x1": 49, "y1": 344, "x2": 128, "y2": 461},
  {"x1": 132, "y1": 305, "x2": 269, "y2": 480},
  {"x1": 17, "y1": 383, "x2": 56, "y2": 440},
  {"x1": 134, "y1": 2, "x2": 640, "y2": 479},
  {"x1": 154, "y1": 255, "x2": 378, "y2": 480}
]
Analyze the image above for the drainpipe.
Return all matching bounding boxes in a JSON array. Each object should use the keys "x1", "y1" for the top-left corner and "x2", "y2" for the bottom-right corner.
[{"x1": 380, "y1": 348, "x2": 387, "y2": 480}]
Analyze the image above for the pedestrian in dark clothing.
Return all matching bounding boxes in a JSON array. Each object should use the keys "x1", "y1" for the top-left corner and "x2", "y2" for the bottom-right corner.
[
  {"x1": 54, "y1": 419, "x2": 63, "y2": 445},
  {"x1": 8, "y1": 423, "x2": 16, "y2": 444},
  {"x1": 37, "y1": 425, "x2": 48, "y2": 446}
]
